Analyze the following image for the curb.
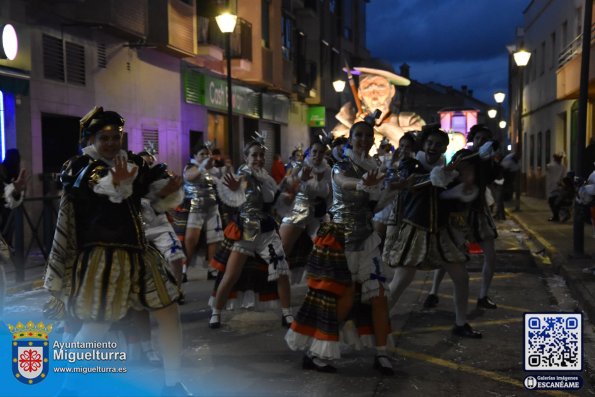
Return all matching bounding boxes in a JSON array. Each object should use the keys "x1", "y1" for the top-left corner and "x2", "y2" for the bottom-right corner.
[
  {"x1": 506, "y1": 209, "x2": 595, "y2": 323},
  {"x1": 6, "y1": 278, "x2": 44, "y2": 295}
]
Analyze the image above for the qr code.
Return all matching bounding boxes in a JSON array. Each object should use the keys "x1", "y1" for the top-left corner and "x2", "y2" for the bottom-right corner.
[{"x1": 524, "y1": 313, "x2": 582, "y2": 371}]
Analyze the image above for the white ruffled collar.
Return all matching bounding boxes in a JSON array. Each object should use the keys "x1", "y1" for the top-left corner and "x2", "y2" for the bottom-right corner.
[
  {"x1": 416, "y1": 151, "x2": 445, "y2": 171},
  {"x1": 82, "y1": 145, "x2": 127, "y2": 167},
  {"x1": 345, "y1": 148, "x2": 378, "y2": 172}
]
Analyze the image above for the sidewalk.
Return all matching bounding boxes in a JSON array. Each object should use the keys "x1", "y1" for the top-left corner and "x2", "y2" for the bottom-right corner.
[{"x1": 506, "y1": 195, "x2": 595, "y2": 323}]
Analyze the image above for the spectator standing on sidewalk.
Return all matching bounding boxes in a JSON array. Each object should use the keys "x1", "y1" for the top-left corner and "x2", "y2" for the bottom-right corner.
[
  {"x1": 546, "y1": 152, "x2": 567, "y2": 222},
  {"x1": 0, "y1": 149, "x2": 27, "y2": 319}
]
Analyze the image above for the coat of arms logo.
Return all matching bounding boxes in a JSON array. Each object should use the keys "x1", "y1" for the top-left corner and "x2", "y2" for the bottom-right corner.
[{"x1": 8, "y1": 321, "x2": 53, "y2": 385}]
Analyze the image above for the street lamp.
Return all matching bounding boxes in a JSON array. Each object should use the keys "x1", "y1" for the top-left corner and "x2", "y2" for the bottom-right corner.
[
  {"x1": 487, "y1": 109, "x2": 497, "y2": 119},
  {"x1": 513, "y1": 48, "x2": 531, "y2": 211},
  {"x1": 216, "y1": 11, "x2": 237, "y2": 160},
  {"x1": 499, "y1": 120, "x2": 507, "y2": 129},
  {"x1": 493, "y1": 91, "x2": 506, "y2": 104},
  {"x1": 333, "y1": 79, "x2": 346, "y2": 93}
]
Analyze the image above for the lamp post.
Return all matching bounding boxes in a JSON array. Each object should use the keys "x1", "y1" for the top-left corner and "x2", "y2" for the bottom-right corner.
[
  {"x1": 512, "y1": 48, "x2": 531, "y2": 211},
  {"x1": 572, "y1": 0, "x2": 592, "y2": 257},
  {"x1": 216, "y1": 11, "x2": 237, "y2": 161}
]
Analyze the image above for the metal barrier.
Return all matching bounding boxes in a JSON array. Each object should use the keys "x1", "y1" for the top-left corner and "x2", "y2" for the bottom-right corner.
[{"x1": 3, "y1": 195, "x2": 60, "y2": 282}]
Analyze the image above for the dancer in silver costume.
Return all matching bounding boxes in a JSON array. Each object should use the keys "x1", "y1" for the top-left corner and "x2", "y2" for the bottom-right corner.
[
  {"x1": 209, "y1": 136, "x2": 292, "y2": 329},
  {"x1": 180, "y1": 145, "x2": 224, "y2": 281},
  {"x1": 286, "y1": 121, "x2": 394, "y2": 375},
  {"x1": 280, "y1": 142, "x2": 331, "y2": 278}
]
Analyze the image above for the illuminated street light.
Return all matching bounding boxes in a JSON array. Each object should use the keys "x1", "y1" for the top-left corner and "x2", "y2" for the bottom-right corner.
[
  {"x1": 512, "y1": 48, "x2": 531, "y2": 211},
  {"x1": 513, "y1": 49, "x2": 532, "y2": 67},
  {"x1": 216, "y1": 11, "x2": 237, "y2": 160},
  {"x1": 215, "y1": 12, "x2": 237, "y2": 33},
  {"x1": 333, "y1": 79, "x2": 346, "y2": 93},
  {"x1": 487, "y1": 109, "x2": 497, "y2": 119},
  {"x1": 499, "y1": 120, "x2": 507, "y2": 129},
  {"x1": 494, "y1": 91, "x2": 506, "y2": 104}
]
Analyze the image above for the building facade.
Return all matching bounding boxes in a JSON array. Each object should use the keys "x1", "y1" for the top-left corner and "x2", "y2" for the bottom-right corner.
[{"x1": 509, "y1": 0, "x2": 594, "y2": 198}]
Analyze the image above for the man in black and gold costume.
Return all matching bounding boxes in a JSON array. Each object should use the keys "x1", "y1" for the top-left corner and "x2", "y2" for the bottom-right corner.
[{"x1": 44, "y1": 107, "x2": 191, "y2": 396}]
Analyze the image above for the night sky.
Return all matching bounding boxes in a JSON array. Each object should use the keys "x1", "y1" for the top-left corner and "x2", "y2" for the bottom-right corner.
[{"x1": 366, "y1": 0, "x2": 529, "y2": 105}]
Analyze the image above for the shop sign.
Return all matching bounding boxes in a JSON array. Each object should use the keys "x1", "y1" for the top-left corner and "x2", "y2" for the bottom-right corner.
[{"x1": 307, "y1": 106, "x2": 325, "y2": 127}]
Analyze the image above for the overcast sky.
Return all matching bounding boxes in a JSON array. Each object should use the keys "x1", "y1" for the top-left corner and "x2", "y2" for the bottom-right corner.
[{"x1": 366, "y1": 0, "x2": 529, "y2": 105}]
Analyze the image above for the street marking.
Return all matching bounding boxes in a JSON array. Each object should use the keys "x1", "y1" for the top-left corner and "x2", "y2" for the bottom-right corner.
[
  {"x1": 391, "y1": 346, "x2": 574, "y2": 397},
  {"x1": 391, "y1": 318, "x2": 522, "y2": 336},
  {"x1": 406, "y1": 287, "x2": 533, "y2": 313},
  {"x1": 506, "y1": 209, "x2": 558, "y2": 257},
  {"x1": 408, "y1": 273, "x2": 520, "y2": 286}
]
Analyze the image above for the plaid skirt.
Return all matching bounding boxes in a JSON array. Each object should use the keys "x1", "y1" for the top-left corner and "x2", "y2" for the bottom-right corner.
[
  {"x1": 209, "y1": 222, "x2": 279, "y2": 310},
  {"x1": 286, "y1": 222, "x2": 387, "y2": 360}
]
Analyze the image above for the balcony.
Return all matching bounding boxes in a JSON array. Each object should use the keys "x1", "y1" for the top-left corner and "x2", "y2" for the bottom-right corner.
[
  {"x1": 75, "y1": 0, "x2": 148, "y2": 40},
  {"x1": 148, "y1": 0, "x2": 197, "y2": 58},
  {"x1": 196, "y1": 16, "x2": 252, "y2": 69},
  {"x1": 556, "y1": 23, "x2": 595, "y2": 99},
  {"x1": 196, "y1": 16, "x2": 224, "y2": 62}
]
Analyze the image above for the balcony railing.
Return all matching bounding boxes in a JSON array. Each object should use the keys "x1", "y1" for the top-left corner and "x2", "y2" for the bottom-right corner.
[
  {"x1": 198, "y1": 16, "x2": 252, "y2": 61},
  {"x1": 230, "y1": 18, "x2": 252, "y2": 61},
  {"x1": 558, "y1": 23, "x2": 595, "y2": 69},
  {"x1": 198, "y1": 16, "x2": 225, "y2": 49}
]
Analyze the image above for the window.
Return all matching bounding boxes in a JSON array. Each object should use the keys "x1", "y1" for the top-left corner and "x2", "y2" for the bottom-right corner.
[
  {"x1": 262, "y1": 0, "x2": 270, "y2": 48},
  {"x1": 341, "y1": 0, "x2": 353, "y2": 40},
  {"x1": 545, "y1": 130, "x2": 551, "y2": 163},
  {"x1": 281, "y1": 14, "x2": 293, "y2": 60},
  {"x1": 66, "y1": 42, "x2": 85, "y2": 85},
  {"x1": 537, "y1": 131, "x2": 543, "y2": 168},
  {"x1": 540, "y1": 41, "x2": 545, "y2": 75},
  {"x1": 562, "y1": 20, "x2": 568, "y2": 48},
  {"x1": 42, "y1": 34, "x2": 86, "y2": 85},
  {"x1": 577, "y1": 6, "x2": 583, "y2": 36},
  {"x1": 43, "y1": 34, "x2": 64, "y2": 82},
  {"x1": 530, "y1": 134, "x2": 535, "y2": 169},
  {"x1": 550, "y1": 32, "x2": 556, "y2": 69}
]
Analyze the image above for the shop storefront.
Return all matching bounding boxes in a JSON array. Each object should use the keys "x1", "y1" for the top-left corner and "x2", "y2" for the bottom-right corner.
[{"x1": 183, "y1": 68, "x2": 290, "y2": 168}]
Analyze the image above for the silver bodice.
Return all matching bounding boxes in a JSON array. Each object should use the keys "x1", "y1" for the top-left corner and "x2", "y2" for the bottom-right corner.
[
  {"x1": 183, "y1": 163, "x2": 218, "y2": 211},
  {"x1": 237, "y1": 165, "x2": 276, "y2": 240},
  {"x1": 329, "y1": 159, "x2": 374, "y2": 247},
  {"x1": 283, "y1": 162, "x2": 331, "y2": 225}
]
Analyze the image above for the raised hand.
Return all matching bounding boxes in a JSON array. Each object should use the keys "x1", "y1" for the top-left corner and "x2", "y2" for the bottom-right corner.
[
  {"x1": 13, "y1": 168, "x2": 28, "y2": 193},
  {"x1": 362, "y1": 168, "x2": 384, "y2": 186},
  {"x1": 223, "y1": 172, "x2": 242, "y2": 191},
  {"x1": 300, "y1": 166, "x2": 313, "y2": 182},
  {"x1": 158, "y1": 175, "x2": 183, "y2": 198},
  {"x1": 111, "y1": 155, "x2": 137, "y2": 186}
]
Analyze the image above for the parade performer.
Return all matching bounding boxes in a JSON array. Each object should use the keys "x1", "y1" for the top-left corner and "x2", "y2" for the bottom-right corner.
[
  {"x1": 424, "y1": 124, "x2": 500, "y2": 310},
  {"x1": 373, "y1": 132, "x2": 417, "y2": 240},
  {"x1": 384, "y1": 125, "x2": 482, "y2": 339},
  {"x1": 209, "y1": 133, "x2": 292, "y2": 329},
  {"x1": 43, "y1": 107, "x2": 191, "y2": 396},
  {"x1": 175, "y1": 143, "x2": 224, "y2": 282},
  {"x1": 280, "y1": 141, "x2": 332, "y2": 282},
  {"x1": 285, "y1": 121, "x2": 394, "y2": 375}
]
